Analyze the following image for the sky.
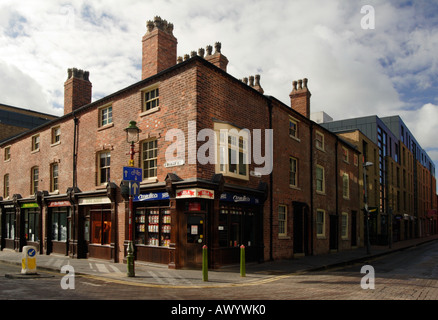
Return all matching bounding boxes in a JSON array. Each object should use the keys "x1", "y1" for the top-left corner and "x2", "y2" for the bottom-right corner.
[{"x1": 0, "y1": 0, "x2": 438, "y2": 181}]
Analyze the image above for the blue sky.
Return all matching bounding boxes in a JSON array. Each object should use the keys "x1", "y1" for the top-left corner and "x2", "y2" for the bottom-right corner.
[{"x1": 0, "y1": 0, "x2": 437, "y2": 183}]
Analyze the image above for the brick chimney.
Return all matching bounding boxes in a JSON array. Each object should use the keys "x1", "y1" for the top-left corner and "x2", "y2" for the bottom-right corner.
[
  {"x1": 205, "y1": 42, "x2": 228, "y2": 72},
  {"x1": 142, "y1": 16, "x2": 177, "y2": 80},
  {"x1": 64, "y1": 68, "x2": 92, "y2": 115},
  {"x1": 289, "y1": 78, "x2": 311, "y2": 118}
]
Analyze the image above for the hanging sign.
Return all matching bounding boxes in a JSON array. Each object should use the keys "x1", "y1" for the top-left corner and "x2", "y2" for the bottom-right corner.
[{"x1": 78, "y1": 197, "x2": 111, "y2": 206}]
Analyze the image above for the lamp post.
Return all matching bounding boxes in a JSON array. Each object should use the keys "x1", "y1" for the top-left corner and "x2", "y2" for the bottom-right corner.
[
  {"x1": 124, "y1": 120, "x2": 141, "y2": 277},
  {"x1": 363, "y1": 161, "x2": 373, "y2": 255}
]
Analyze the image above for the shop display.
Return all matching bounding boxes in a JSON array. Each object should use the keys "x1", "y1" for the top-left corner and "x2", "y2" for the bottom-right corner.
[{"x1": 135, "y1": 207, "x2": 171, "y2": 247}]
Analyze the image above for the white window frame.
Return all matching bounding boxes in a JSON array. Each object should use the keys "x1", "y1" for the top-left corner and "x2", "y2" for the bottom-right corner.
[
  {"x1": 315, "y1": 131, "x2": 324, "y2": 151},
  {"x1": 341, "y1": 212, "x2": 349, "y2": 239},
  {"x1": 99, "y1": 104, "x2": 113, "y2": 127},
  {"x1": 316, "y1": 209, "x2": 325, "y2": 237},
  {"x1": 98, "y1": 151, "x2": 111, "y2": 186},
  {"x1": 278, "y1": 205, "x2": 287, "y2": 237},
  {"x1": 316, "y1": 165, "x2": 325, "y2": 194},
  {"x1": 343, "y1": 173, "x2": 350, "y2": 199},
  {"x1": 215, "y1": 123, "x2": 249, "y2": 180}
]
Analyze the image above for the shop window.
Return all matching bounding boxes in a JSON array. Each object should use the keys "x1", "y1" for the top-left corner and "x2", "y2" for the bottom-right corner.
[
  {"x1": 218, "y1": 205, "x2": 255, "y2": 248},
  {"x1": 51, "y1": 208, "x2": 68, "y2": 241},
  {"x1": 135, "y1": 207, "x2": 171, "y2": 246},
  {"x1": 142, "y1": 139, "x2": 157, "y2": 179},
  {"x1": 24, "y1": 209, "x2": 39, "y2": 242},
  {"x1": 135, "y1": 208, "x2": 171, "y2": 247},
  {"x1": 5, "y1": 210, "x2": 15, "y2": 239},
  {"x1": 90, "y1": 209, "x2": 111, "y2": 245}
]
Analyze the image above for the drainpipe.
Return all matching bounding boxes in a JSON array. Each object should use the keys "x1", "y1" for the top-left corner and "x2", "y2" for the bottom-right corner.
[
  {"x1": 268, "y1": 99, "x2": 273, "y2": 261},
  {"x1": 73, "y1": 115, "x2": 78, "y2": 188},
  {"x1": 310, "y1": 123, "x2": 314, "y2": 255},
  {"x1": 335, "y1": 138, "x2": 339, "y2": 251}
]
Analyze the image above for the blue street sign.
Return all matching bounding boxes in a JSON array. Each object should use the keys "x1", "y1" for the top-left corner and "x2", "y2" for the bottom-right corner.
[
  {"x1": 130, "y1": 181, "x2": 140, "y2": 196},
  {"x1": 123, "y1": 166, "x2": 142, "y2": 182}
]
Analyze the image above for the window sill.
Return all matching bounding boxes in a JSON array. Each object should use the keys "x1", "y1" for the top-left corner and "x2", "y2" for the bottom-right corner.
[
  {"x1": 51, "y1": 141, "x2": 61, "y2": 147},
  {"x1": 31, "y1": 149, "x2": 40, "y2": 154},
  {"x1": 316, "y1": 190, "x2": 326, "y2": 196},
  {"x1": 140, "y1": 107, "x2": 160, "y2": 117},
  {"x1": 278, "y1": 235, "x2": 291, "y2": 240},
  {"x1": 49, "y1": 190, "x2": 60, "y2": 195},
  {"x1": 289, "y1": 185, "x2": 301, "y2": 191},
  {"x1": 289, "y1": 135, "x2": 301, "y2": 142},
  {"x1": 98, "y1": 123, "x2": 114, "y2": 131},
  {"x1": 141, "y1": 177, "x2": 158, "y2": 185}
]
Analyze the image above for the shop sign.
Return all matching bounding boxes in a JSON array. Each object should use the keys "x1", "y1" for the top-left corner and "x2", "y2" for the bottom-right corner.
[
  {"x1": 134, "y1": 192, "x2": 170, "y2": 202},
  {"x1": 4, "y1": 204, "x2": 15, "y2": 209},
  {"x1": 48, "y1": 201, "x2": 71, "y2": 207},
  {"x1": 220, "y1": 192, "x2": 260, "y2": 204},
  {"x1": 78, "y1": 197, "x2": 111, "y2": 206},
  {"x1": 176, "y1": 188, "x2": 214, "y2": 199},
  {"x1": 21, "y1": 203, "x2": 38, "y2": 209}
]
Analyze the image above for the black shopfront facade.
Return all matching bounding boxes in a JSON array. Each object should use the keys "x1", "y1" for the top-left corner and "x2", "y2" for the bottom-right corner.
[{"x1": 128, "y1": 176, "x2": 267, "y2": 269}]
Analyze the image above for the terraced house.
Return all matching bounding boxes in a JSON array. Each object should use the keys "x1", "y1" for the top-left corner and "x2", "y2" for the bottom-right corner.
[{"x1": 0, "y1": 17, "x2": 363, "y2": 269}]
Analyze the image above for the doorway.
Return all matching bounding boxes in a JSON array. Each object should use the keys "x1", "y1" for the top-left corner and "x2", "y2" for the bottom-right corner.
[
  {"x1": 186, "y1": 213, "x2": 206, "y2": 268},
  {"x1": 292, "y1": 202, "x2": 310, "y2": 255}
]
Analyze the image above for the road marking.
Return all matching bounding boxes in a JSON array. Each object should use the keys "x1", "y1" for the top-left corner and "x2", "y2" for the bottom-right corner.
[{"x1": 95, "y1": 264, "x2": 109, "y2": 273}]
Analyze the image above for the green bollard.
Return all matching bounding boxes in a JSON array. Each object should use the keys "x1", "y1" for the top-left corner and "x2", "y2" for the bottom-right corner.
[
  {"x1": 202, "y1": 245, "x2": 208, "y2": 282},
  {"x1": 240, "y1": 245, "x2": 246, "y2": 277}
]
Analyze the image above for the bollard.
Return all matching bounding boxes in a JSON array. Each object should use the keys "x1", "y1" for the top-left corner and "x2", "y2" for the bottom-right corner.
[
  {"x1": 202, "y1": 245, "x2": 208, "y2": 281},
  {"x1": 240, "y1": 245, "x2": 246, "y2": 277},
  {"x1": 21, "y1": 246, "x2": 37, "y2": 274}
]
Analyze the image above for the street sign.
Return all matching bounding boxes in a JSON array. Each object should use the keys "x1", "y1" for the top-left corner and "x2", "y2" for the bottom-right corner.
[
  {"x1": 123, "y1": 166, "x2": 142, "y2": 182},
  {"x1": 130, "y1": 181, "x2": 140, "y2": 196}
]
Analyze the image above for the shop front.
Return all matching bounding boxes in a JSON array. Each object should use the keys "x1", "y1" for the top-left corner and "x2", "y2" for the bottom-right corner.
[
  {"x1": 1, "y1": 203, "x2": 17, "y2": 251},
  {"x1": 46, "y1": 200, "x2": 71, "y2": 256},
  {"x1": 132, "y1": 191, "x2": 172, "y2": 265},
  {"x1": 129, "y1": 181, "x2": 265, "y2": 269},
  {"x1": 20, "y1": 202, "x2": 42, "y2": 252},
  {"x1": 78, "y1": 195, "x2": 115, "y2": 261}
]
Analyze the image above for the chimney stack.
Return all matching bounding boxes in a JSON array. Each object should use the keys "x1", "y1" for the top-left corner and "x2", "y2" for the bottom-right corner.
[
  {"x1": 289, "y1": 78, "x2": 311, "y2": 118},
  {"x1": 64, "y1": 68, "x2": 92, "y2": 115},
  {"x1": 205, "y1": 42, "x2": 229, "y2": 72},
  {"x1": 142, "y1": 16, "x2": 177, "y2": 80}
]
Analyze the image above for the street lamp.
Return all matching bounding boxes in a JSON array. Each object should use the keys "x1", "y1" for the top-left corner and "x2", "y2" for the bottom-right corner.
[
  {"x1": 363, "y1": 161, "x2": 373, "y2": 255},
  {"x1": 124, "y1": 120, "x2": 141, "y2": 277}
]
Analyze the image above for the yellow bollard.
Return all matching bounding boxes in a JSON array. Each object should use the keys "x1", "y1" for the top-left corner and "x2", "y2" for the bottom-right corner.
[{"x1": 21, "y1": 246, "x2": 37, "y2": 274}]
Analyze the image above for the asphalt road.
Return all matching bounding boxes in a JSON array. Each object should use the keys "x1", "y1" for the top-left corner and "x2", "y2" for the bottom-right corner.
[{"x1": 0, "y1": 241, "x2": 437, "y2": 316}]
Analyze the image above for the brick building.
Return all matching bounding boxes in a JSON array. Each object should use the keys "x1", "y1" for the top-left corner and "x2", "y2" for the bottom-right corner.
[
  {"x1": 321, "y1": 114, "x2": 437, "y2": 245},
  {"x1": 0, "y1": 17, "x2": 360, "y2": 269},
  {"x1": 0, "y1": 103, "x2": 58, "y2": 142}
]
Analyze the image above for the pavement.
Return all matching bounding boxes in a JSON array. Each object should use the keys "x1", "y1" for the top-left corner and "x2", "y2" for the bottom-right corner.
[{"x1": 1, "y1": 235, "x2": 438, "y2": 288}]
